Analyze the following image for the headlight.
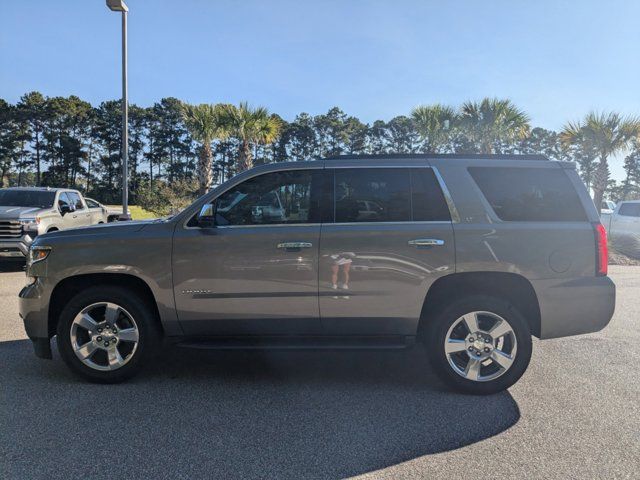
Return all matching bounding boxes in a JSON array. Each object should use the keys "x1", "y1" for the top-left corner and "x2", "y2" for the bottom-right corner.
[
  {"x1": 28, "y1": 246, "x2": 51, "y2": 265},
  {"x1": 20, "y1": 217, "x2": 40, "y2": 230}
]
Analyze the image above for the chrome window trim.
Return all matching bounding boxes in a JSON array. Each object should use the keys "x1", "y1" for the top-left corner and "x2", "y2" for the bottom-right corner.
[
  {"x1": 210, "y1": 223, "x2": 321, "y2": 230},
  {"x1": 431, "y1": 167, "x2": 460, "y2": 223},
  {"x1": 328, "y1": 221, "x2": 453, "y2": 227},
  {"x1": 182, "y1": 163, "x2": 460, "y2": 229},
  {"x1": 185, "y1": 220, "x2": 452, "y2": 230}
]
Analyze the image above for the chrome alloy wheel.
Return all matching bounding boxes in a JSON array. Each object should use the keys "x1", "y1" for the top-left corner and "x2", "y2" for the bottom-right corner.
[
  {"x1": 70, "y1": 302, "x2": 139, "y2": 372},
  {"x1": 443, "y1": 311, "x2": 518, "y2": 382}
]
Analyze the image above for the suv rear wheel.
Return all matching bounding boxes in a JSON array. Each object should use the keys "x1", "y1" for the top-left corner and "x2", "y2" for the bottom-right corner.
[
  {"x1": 56, "y1": 286, "x2": 161, "y2": 383},
  {"x1": 424, "y1": 295, "x2": 532, "y2": 395}
]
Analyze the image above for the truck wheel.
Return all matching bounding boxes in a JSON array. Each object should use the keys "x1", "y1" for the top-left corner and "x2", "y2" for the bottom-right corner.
[
  {"x1": 56, "y1": 286, "x2": 161, "y2": 383},
  {"x1": 424, "y1": 295, "x2": 532, "y2": 395}
]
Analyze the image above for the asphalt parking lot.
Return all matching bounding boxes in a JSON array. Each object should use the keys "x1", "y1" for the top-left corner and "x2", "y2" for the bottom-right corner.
[{"x1": 1, "y1": 263, "x2": 639, "y2": 479}]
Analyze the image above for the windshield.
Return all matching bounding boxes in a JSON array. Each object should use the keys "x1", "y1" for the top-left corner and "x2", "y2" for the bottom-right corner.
[{"x1": 0, "y1": 190, "x2": 55, "y2": 208}]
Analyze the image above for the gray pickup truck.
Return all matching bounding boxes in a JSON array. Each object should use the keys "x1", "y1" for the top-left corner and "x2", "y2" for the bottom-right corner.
[
  {"x1": 0, "y1": 187, "x2": 108, "y2": 258},
  {"x1": 19, "y1": 155, "x2": 616, "y2": 394}
]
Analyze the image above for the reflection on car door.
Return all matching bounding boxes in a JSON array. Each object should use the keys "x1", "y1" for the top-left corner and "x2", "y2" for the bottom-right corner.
[
  {"x1": 172, "y1": 166, "x2": 326, "y2": 335},
  {"x1": 318, "y1": 166, "x2": 455, "y2": 335}
]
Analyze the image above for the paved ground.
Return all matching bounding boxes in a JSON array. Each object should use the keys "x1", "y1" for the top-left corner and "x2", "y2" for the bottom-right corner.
[{"x1": 0, "y1": 263, "x2": 639, "y2": 479}]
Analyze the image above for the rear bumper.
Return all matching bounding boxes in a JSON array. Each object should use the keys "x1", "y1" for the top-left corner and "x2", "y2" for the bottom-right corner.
[{"x1": 532, "y1": 275, "x2": 616, "y2": 339}]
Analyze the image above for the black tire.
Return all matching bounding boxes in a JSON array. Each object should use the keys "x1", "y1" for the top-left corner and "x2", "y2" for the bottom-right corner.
[
  {"x1": 424, "y1": 295, "x2": 532, "y2": 395},
  {"x1": 56, "y1": 286, "x2": 161, "y2": 383}
]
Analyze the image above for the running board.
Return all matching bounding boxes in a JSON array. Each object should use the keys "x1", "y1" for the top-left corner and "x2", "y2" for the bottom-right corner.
[{"x1": 175, "y1": 336, "x2": 415, "y2": 351}]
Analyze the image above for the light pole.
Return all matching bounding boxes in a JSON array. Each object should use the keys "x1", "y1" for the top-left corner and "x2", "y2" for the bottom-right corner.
[{"x1": 106, "y1": 0, "x2": 131, "y2": 220}]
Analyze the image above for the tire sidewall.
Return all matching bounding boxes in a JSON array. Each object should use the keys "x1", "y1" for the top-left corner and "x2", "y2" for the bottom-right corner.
[
  {"x1": 425, "y1": 295, "x2": 533, "y2": 395},
  {"x1": 56, "y1": 286, "x2": 160, "y2": 383}
]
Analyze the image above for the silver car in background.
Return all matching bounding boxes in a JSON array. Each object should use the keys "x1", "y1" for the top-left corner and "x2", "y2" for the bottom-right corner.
[
  {"x1": 603, "y1": 200, "x2": 640, "y2": 259},
  {"x1": 0, "y1": 187, "x2": 103, "y2": 258}
]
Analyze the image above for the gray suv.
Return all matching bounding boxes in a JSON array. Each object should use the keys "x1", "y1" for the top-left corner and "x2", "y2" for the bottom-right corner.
[
  {"x1": 0, "y1": 187, "x2": 102, "y2": 258},
  {"x1": 19, "y1": 155, "x2": 615, "y2": 394}
]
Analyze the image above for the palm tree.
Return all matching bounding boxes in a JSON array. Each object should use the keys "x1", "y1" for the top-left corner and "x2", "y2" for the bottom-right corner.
[
  {"x1": 221, "y1": 102, "x2": 281, "y2": 171},
  {"x1": 182, "y1": 103, "x2": 228, "y2": 195},
  {"x1": 411, "y1": 104, "x2": 456, "y2": 153},
  {"x1": 459, "y1": 98, "x2": 530, "y2": 154},
  {"x1": 561, "y1": 112, "x2": 640, "y2": 209}
]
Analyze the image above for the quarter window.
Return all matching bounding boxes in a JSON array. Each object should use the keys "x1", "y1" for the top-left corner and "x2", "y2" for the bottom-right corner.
[{"x1": 469, "y1": 167, "x2": 588, "y2": 222}]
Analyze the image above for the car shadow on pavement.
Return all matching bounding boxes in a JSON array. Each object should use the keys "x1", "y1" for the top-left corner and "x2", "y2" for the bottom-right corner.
[{"x1": 0, "y1": 340, "x2": 520, "y2": 480}]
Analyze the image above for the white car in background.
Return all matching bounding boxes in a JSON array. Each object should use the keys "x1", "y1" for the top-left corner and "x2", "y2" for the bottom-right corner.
[
  {"x1": 601, "y1": 200, "x2": 616, "y2": 215},
  {"x1": 602, "y1": 200, "x2": 640, "y2": 259}
]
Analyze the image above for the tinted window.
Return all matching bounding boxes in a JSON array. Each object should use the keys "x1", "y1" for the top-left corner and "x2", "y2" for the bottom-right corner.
[
  {"x1": 0, "y1": 190, "x2": 55, "y2": 208},
  {"x1": 469, "y1": 167, "x2": 588, "y2": 222},
  {"x1": 335, "y1": 169, "x2": 411, "y2": 222},
  {"x1": 66, "y1": 192, "x2": 84, "y2": 210},
  {"x1": 213, "y1": 170, "x2": 320, "y2": 226},
  {"x1": 85, "y1": 198, "x2": 100, "y2": 208},
  {"x1": 618, "y1": 203, "x2": 640, "y2": 217},
  {"x1": 411, "y1": 168, "x2": 451, "y2": 221}
]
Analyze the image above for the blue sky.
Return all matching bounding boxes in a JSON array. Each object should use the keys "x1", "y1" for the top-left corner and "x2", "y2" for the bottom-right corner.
[{"x1": 1, "y1": 0, "x2": 639, "y2": 177}]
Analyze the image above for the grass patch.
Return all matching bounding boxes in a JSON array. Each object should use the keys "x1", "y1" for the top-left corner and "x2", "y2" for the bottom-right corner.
[{"x1": 106, "y1": 205, "x2": 157, "y2": 220}]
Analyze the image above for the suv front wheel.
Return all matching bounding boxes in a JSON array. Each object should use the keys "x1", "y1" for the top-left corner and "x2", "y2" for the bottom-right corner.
[
  {"x1": 56, "y1": 286, "x2": 161, "y2": 383},
  {"x1": 425, "y1": 295, "x2": 532, "y2": 395}
]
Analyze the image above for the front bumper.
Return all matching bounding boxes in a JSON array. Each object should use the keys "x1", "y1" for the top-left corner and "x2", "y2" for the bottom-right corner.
[
  {"x1": 0, "y1": 234, "x2": 36, "y2": 257},
  {"x1": 19, "y1": 279, "x2": 53, "y2": 359},
  {"x1": 533, "y1": 275, "x2": 616, "y2": 339}
]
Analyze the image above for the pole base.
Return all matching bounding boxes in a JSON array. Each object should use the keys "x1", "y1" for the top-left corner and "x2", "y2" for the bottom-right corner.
[{"x1": 118, "y1": 213, "x2": 132, "y2": 221}]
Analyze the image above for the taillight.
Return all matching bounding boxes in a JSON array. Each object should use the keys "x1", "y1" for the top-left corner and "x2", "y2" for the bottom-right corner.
[{"x1": 594, "y1": 223, "x2": 608, "y2": 276}]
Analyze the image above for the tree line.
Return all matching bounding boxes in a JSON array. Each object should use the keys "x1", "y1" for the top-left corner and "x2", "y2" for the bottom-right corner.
[{"x1": 1, "y1": 92, "x2": 640, "y2": 213}]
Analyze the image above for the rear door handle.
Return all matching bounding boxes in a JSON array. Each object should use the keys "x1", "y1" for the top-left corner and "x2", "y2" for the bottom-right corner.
[
  {"x1": 408, "y1": 238, "x2": 445, "y2": 247},
  {"x1": 277, "y1": 242, "x2": 313, "y2": 250}
]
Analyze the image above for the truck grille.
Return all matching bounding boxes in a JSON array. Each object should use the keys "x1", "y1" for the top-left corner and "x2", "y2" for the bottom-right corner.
[{"x1": 0, "y1": 221, "x2": 23, "y2": 239}]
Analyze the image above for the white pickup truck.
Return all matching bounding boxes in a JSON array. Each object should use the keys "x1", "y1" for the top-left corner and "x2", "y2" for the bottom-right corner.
[{"x1": 601, "y1": 200, "x2": 640, "y2": 258}]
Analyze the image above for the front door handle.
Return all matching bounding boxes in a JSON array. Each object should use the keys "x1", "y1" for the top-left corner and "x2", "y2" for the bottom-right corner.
[
  {"x1": 408, "y1": 238, "x2": 445, "y2": 247},
  {"x1": 277, "y1": 242, "x2": 313, "y2": 250}
]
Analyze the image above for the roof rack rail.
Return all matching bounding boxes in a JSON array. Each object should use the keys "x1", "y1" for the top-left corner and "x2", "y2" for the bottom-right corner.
[{"x1": 322, "y1": 153, "x2": 549, "y2": 161}]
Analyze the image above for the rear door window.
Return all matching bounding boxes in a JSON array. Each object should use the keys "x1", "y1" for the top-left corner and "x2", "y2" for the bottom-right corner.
[
  {"x1": 469, "y1": 167, "x2": 588, "y2": 222},
  {"x1": 332, "y1": 168, "x2": 451, "y2": 223},
  {"x1": 334, "y1": 169, "x2": 411, "y2": 222},
  {"x1": 618, "y1": 203, "x2": 640, "y2": 217},
  {"x1": 411, "y1": 168, "x2": 451, "y2": 221}
]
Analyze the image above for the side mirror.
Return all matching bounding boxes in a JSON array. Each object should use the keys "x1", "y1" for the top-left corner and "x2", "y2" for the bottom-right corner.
[
  {"x1": 60, "y1": 204, "x2": 72, "y2": 216},
  {"x1": 197, "y1": 203, "x2": 216, "y2": 228}
]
